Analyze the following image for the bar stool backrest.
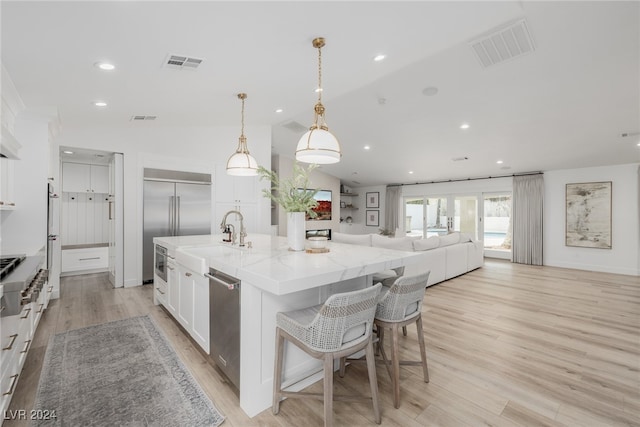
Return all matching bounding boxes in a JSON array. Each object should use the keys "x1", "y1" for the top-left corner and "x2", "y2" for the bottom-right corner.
[
  {"x1": 281, "y1": 284, "x2": 382, "y2": 353},
  {"x1": 376, "y1": 272, "x2": 430, "y2": 322}
]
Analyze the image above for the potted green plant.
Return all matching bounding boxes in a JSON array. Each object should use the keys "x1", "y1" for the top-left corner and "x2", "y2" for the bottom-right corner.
[{"x1": 257, "y1": 162, "x2": 319, "y2": 250}]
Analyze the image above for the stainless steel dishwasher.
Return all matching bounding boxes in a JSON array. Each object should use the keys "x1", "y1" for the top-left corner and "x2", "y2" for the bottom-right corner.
[{"x1": 206, "y1": 268, "x2": 241, "y2": 392}]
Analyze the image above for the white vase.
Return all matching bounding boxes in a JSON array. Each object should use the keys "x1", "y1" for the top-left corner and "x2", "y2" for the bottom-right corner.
[{"x1": 287, "y1": 212, "x2": 306, "y2": 251}]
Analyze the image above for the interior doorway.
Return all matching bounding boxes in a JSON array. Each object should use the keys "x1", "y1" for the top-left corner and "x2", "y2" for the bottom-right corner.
[{"x1": 58, "y1": 147, "x2": 124, "y2": 287}]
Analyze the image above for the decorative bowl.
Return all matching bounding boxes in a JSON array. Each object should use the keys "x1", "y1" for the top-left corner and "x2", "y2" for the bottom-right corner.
[{"x1": 307, "y1": 236, "x2": 328, "y2": 249}]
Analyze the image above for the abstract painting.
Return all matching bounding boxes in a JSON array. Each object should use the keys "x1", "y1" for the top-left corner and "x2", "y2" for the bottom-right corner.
[{"x1": 566, "y1": 181, "x2": 612, "y2": 249}]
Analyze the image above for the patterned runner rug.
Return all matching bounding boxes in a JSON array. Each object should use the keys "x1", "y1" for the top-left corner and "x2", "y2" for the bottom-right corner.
[{"x1": 33, "y1": 315, "x2": 225, "y2": 426}]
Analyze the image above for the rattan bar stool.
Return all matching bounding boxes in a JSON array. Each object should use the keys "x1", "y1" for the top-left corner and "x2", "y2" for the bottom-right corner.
[
  {"x1": 375, "y1": 271, "x2": 430, "y2": 408},
  {"x1": 272, "y1": 284, "x2": 383, "y2": 427}
]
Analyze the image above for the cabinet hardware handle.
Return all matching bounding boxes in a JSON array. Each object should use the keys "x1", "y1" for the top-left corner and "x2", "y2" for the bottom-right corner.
[
  {"x1": 155, "y1": 287, "x2": 165, "y2": 295},
  {"x1": 8, "y1": 202, "x2": 15, "y2": 206},
  {"x1": 20, "y1": 308, "x2": 32, "y2": 319},
  {"x1": 167, "y1": 255, "x2": 175, "y2": 260},
  {"x1": 79, "y1": 257, "x2": 100, "y2": 261},
  {"x1": 167, "y1": 266, "x2": 175, "y2": 270},
  {"x1": 3, "y1": 375, "x2": 18, "y2": 396},
  {"x1": 3, "y1": 334, "x2": 18, "y2": 351},
  {"x1": 20, "y1": 340, "x2": 32, "y2": 354},
  {"x1": 37, "y1": 304, "x2": 44, "y2": 314},
  {"x1": 185, "y1": 272, "x2": 192, "y2": 277},
  {"x1": 48, "y1": 286, "x2": 53, "y2": 292},
  {"x1": 0, "y1": 305, "x2": 4, "y2": 313}
]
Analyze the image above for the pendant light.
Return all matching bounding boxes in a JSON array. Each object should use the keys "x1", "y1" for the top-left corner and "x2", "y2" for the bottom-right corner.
[
  {"x1": 295, "y1": 37, "x2": 342, "y2": 164},
  {"x1": 226, "y1": 93, "x2": 258, "y2": 176}
]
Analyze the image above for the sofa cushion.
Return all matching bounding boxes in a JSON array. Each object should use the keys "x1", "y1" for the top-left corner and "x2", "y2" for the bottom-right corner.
[
  {"x1": 413, "y1": 236, "x2": 440, "y2": 251},
  {"x1": 438, "y1": 232, "x2": 461, "y2": 247},
  {"x1": 332, "y1": 232, "x2": 372, "y2": 246},
  {"x1": 371, "y1": 234, "x2": 415, "y2": 251}
]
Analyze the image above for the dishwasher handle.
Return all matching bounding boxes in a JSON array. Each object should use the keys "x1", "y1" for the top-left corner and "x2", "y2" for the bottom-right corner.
[{"x1": 205, "y1": 272, "x2": 239, "y2": 291}]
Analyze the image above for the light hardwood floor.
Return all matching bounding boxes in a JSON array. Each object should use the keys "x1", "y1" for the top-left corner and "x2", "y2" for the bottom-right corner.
[{"x1": 4, "y1": 260, "x2": 640, "y2": 426}]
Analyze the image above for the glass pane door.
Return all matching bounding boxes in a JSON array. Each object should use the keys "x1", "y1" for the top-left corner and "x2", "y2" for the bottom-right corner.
[
  {"x1": 452, "y1": 195, "x2": 478, "y2": 239},
  {"x1": 483, "y1": 193, "x2": 512, "y2": 251},
  {"x1": 405, "y1": 197, "x2": 424, "y2": 237},
  {"x1": 426, "y1": 197, "x2": 448, "y2": 237}
]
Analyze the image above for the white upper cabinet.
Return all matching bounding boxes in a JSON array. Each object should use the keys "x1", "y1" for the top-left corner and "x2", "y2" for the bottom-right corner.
[
  {"x1": 215, "y1": 166, "x2": 257, "y2": 204},
  {"x1": 62, "y1": 163, "x2": 109, "y2": 193}
]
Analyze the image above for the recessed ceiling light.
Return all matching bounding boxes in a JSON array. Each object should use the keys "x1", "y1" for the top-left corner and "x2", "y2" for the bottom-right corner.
[
  {"x1": 363, "y1": 145, "x2": 371, "y2": 150},
  {"x1": 422, "y1": 87, "x2": 439, "y2": 96},
  {"x1": 94, "y1": 101, "x2": 107, "y2": 107},
  {"x1": 314, "y1": 88, "x2": 323, "y2": 93},
  {"x1": 63, "y1": 150, "x2": 74, "y2": 154},
  {"x1": 496, "y1": 160, "x2": 503, "y2": 164},
  {"x1": 460, "y1": 123, "x2": 470, "y2": 129},
  {"x1": 94, "y1": 62, "x2": 115, "y2": 71},
  {"x1": 408, "y1": 171, "x2": 414, "y2": 174},
  {"x1": 373, "y1": 54, "x2": 386, "y2": 62},
  {"x1": 275, "y1": 109, "x2": 283, "y2": 113},
  {"x1": 637, "y1": 142, "x2": 640, "y2": 147}
]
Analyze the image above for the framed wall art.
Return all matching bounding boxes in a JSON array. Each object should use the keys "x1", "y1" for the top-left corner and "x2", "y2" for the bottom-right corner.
[
  {"x1": 366, "y1": 192, "x2": 379, "y2": 208},
  {"x1": 366, "y1": 210, "x2": 379, "y2": 227},
  {"x1": 565, "y1": 181, "x2": 612, "y2": 249}
]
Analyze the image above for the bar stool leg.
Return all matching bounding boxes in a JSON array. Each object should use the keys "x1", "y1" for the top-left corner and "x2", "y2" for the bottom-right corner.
[
  {"x1": 339, "y1": 357, "x2": 346, "y2": 378},
  {"x1": 416, "y1": 315, "x2": 430, "y2": 383},
  {"x1": 365, "y1": 339, "x2": 381, "y2": 424},
  {"x1": 272, "y1": 328, "x2": 285, "y2": 414},
  {"x1": 323, "y1": 353, "x2": 334, "y2": 427},
  {"x1": 402, "y1": 326, "x2": 407, "y2": 336},
  {"x1": 391, "y1": 325, "x2": 401, "y2": 409}
]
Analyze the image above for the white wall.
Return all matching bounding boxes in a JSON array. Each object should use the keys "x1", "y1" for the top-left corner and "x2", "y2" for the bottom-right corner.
[
  {"x1": 0, "y1": 115, "x2": 50, "y2": 256},
  {"x1": 53, "y1": 125, "x2": 271, "y2": 287},
  {"x1": 339, "y1": 185, "x2": 387, "y2": 235},
  {"x1": 544, "y1": 163, "x2": 639, "y2": 276}
]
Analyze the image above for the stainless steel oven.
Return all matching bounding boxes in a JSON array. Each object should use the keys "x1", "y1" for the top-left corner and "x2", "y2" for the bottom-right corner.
[{"x1": 154, "y1": 245, "x2": 168, "y2": 282}]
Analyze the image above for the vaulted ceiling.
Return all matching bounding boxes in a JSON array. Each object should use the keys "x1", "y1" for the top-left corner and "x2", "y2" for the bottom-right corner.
[{"x1": 2, "y1": 1, "x2": 638, "y2": 186}]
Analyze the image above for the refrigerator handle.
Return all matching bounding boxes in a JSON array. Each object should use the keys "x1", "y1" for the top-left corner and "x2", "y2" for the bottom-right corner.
[
  {"x1": 176, "y1": 196, "x2": 181, "y2": 235},
  {"x1": 169, "y1": 196, "x2": 174, "y2": 235}
]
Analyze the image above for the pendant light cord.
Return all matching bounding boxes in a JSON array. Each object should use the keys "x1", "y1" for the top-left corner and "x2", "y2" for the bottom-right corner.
[
  {"x1": 317, "y1": 44, "x2": 323, "y2": 103},
  {"x1": 240, "y1": 96, "x2": 245, "y2": 138}
]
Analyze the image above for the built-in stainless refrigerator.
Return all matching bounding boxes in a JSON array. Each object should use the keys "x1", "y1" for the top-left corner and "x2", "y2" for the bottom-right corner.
[{"x1": 143, "y1": 168, "x2": 211, "y2": 283}]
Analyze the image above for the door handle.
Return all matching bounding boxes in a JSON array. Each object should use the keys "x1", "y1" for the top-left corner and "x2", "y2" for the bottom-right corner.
[{"x1": 169, "y1": 196, "x2": 175, "y2": 235}]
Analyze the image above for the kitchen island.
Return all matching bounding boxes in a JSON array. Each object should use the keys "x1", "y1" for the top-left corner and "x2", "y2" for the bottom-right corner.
[{"x1": 153, "y1": 233, "x2": 426, "y2": 417}]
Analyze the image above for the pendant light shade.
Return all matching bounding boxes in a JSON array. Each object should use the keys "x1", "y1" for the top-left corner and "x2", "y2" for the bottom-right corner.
[
  {"x1": 227, "y1": 93, "x2": 258, "y2": 176},
  {"x1": 295, "y1": 37, "x2": 341, "y2": 164}
]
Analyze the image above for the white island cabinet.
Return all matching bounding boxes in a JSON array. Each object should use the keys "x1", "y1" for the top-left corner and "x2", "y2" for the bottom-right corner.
[{"x1": 154, "y1": 234, "x2": 425, "y2": 418}]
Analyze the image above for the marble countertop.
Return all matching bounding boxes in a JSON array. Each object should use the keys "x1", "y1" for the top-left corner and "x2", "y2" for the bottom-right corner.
[{"x1": 154, "y1": 234, "x2": 426, "y2": 295}]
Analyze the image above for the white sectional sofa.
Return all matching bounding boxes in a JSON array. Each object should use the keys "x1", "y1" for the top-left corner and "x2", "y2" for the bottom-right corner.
[{"x1": 332, "y1": 232, "x2": 484, "y2": 287}]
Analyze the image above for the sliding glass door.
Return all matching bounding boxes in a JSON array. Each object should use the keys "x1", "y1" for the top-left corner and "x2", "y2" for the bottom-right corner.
[
  {"x1": 403, "y1": 192, "x2": 511, "y2": 258},
  {"x1": 483, "y1": 193, "x2": 512, "y2": 255},
  {"x1": 404, "y1": 195, "x2": 476, "y2": 238}
]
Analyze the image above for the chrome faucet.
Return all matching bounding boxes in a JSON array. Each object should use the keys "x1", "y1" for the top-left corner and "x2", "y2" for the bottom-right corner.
[{"x1": 220, "y1": 210, "x2": 247, "y2": 246}]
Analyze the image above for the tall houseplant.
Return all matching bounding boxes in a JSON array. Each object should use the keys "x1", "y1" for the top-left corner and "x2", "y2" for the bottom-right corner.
[{"x1": 258, "y1": 163, "x2": 319, "y2": 251}]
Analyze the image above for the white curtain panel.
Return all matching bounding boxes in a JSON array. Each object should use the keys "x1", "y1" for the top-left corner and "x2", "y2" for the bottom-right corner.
[
  {"x1": 512, "y1": 174, "x2": 544, "y2": 265},
  {"x1": 385, "y1": 185, "x2": 401, "y2": 235}
]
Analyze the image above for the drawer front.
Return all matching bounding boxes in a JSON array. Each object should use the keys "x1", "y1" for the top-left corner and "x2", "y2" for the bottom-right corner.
[
  {"x1": 154, "y1": 279, "x2": 168, "y2": 306},
  {"x1": 62, "y1": 247, "x2": 108, "y2": 272},
  {"x1": 1, "y1": 316, "x2": 19, "y2": 376}
]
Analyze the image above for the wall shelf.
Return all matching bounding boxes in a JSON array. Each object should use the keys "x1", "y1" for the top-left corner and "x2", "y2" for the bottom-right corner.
[{"x1": 340, "y1": 193, "x2": 358, "y2": 197}]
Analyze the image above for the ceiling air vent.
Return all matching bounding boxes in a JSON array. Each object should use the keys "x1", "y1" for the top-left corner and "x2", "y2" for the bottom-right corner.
[
  {"x1": 282, "y1": 121, "x2": 309, "y2": 133},
  {"x1": 164, "y1": 54, "x2": 204, "y2": 70},
  {"x1": 130, "y1": 115, "x2": 157, "y2": 121},
  {"x1": 470, "y1": 19, "x2": 535, "y2": 68}
]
